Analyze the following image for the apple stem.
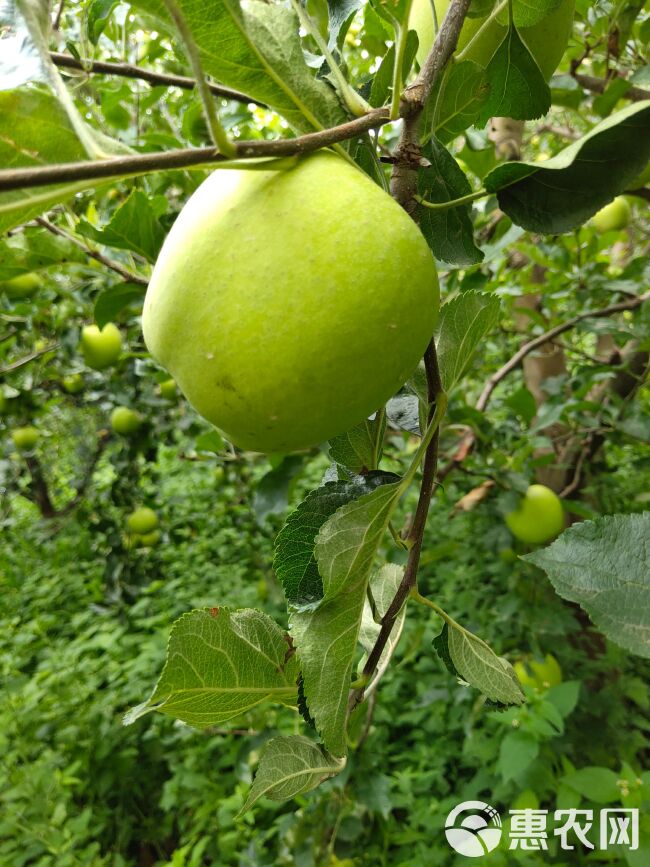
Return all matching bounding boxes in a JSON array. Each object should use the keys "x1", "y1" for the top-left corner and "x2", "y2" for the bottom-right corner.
[
  {"x1": 161, "y1": 0, "x2": 236, "y2": 158},
  {"x1": 288, "y1": 0, "x2": 372, "y2": 118}
]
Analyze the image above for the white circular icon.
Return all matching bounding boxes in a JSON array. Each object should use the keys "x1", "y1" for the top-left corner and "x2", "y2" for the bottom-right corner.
[{"x1": 445, "y1": 800, "x2": 502, "y2": 857}]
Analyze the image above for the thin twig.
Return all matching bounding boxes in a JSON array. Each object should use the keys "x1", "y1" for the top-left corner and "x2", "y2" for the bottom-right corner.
[
  {"x1": 572, "y1": 71, "x2": 650, "y2": 102},
  {"x1": 35, "y1": 217, "x2": 149, "y2": 285},
  {"x1": 50, "y1": 52, "x2": 254, "y2": 103},
  {"x1": 52, "y1": 0, "x2": 66, "y2": 29},
  {"x1": 437, "y1": 292, "x2": 650, "y2": 480},
  {"x1": 0, "y1": 343, "x2": 59, "y2": 375},
  {"x1": 348, "y1": 0, "x2": 471, "y2": 710},
  {"x1": 0, "y1": 108, "x2": 390, "y2": 192}
]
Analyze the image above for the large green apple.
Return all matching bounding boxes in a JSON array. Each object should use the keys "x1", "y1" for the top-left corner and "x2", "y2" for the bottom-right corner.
[
  {"x1": 590, "y1": 196, "x2": 631, "y2": 233},
  {"x1": 111, "y1": 406, "x2": 143, "y2": 435},
  {"x1": 1, "y1": 272, "x2": 43, "y2": 300},
  {"x1": 11, "y1": 426, "x2": 40, "y2": 451},
  {"x1": 505, "y1": 483, "x2": 564, "y2": 545},
  {"x1": 127, "y1": 506, "x2": 158, "y2": 534},
  {"x1": 143, "y1": 151, "x2": 439, "y2": 453},
  {"x1": 80, "y1": 323, "x2": 123, "y2": 370},
  {"x1": 410, "y1": 0, "x2": 575, "y2": 80}
]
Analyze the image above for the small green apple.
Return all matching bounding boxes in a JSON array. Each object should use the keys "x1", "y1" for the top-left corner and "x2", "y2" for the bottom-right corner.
[
  {"x1": 1, "y1": 272, "x2": 43, "y2": 300},
  {"x1": 11, "y1": 426, "x2": 40, "y2": 450},
  {"x1": 590, "y1": 197, "x2": 631, "y2": 233},
  {"x1": 136, "y1": 529, "x2": 161, "y2": 547},
  {"x1": 409, "y1": 0, "x2": 575, "y2": 80},
  {"x1": 505, "y1": 483, "x2": 564, "y2": 545},
  {"x1": 530, "y1": 653, "x2": 562, "y2": 688},
  {"x1": 62, "y1": 373, "x2": 84, "y2": 394},
  {"x1": 80, "y1": 323, "x2": 123, "y2": 370},
  {"x1": 127, "y1": 506, "x2": 158, "y2": 534},
  {"x1": 111, "y1": 406, "x2": 143, "y2": 436},
  {"x1": 159, "y1": 378, "x2": 177, "y2": 400},
  {"x1": 143, "y1": 151, "x2": 439, "y2": 453}
]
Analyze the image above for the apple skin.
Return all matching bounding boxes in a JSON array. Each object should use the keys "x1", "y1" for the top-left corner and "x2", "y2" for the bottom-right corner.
[
  {"x1": 62, "y1": 373, "x2": 84, "y2": 394},
  {"x1": 505, "y1": 483, "x2": 564, "y2": 545},
  {"x1": 1, "y1": 272, "x2": 43, "y2": 300},
  {"x1": 111, "y1": 406, "x2": 143, "y2": 435},
  {"x1": 11, "y1": 426, "x2": 40, "y2": 450},
  {"x1": 127, "y1": 507, "x2": 158, "y2": 535},
  {"x1": 143, "y1": 151, "x2": 439, "y2": 453},
  {"x1": 80, "y1": 323, "x2": 123, "y2": 370},
  {"x1": 590, "y1": 197, "x2": 631, "y2": 233},
  {"x1": 136, "y1": 529, "x2": 161, "y2": 548},
  {"x1": 159, "y1": 378, "x2": 177, "y2": 400},
  {"x1": 410, "y1": 0, "x2": 575, "y2": 80}
]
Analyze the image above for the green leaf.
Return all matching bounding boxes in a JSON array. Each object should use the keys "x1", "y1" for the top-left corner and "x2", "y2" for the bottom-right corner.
[
  {"x1": 497, "y1": 730, "x2": 539, "y2": 782},
  {"x1": 545, "y1": 681, "x2": 581, "y2": 719},
  {"x1": 477, "y1": 23, "x2": 551, "y2": 124},
  {"x1": 498, "y1": 0, "x2": 566, "y2": 28},
  {"x1": 426, "y1": 60, "x2": 490, "y2": 143},
  {"x1": 273, "y1": 474, "x2": 396, "y2": 609},
  {"x1": 0, "y1": 88, "x2": 92, "y2": 234},
  {"x1": 94, "y1": 282, "x2": 146, "y2": 328},
  {"x1": 78, "y1": 190, "x2": 165, "y2": 262},
  {"x1": 87, "y1": 0, "x2": 119, "y2": 44},
  {"x1": 327, "y1": 0, "x2": 364, "y2": 51},
  {"x1": 368, "y1": 31, "x2": 419, "y2": 108},
  {"x1": 524, "y1": 513, "x2": 650, "y2": 658},
  {"x1": 131, "y1": 0, "x2": 347, "y2": 133},
  {"x1": 252, "y1": 455, "x2": 307, "y2": 522},
  {"x1": 123, "y1": 608, "x2": 299, "y2": 727},
  {"x1": 484, "y1": 101, "x2": 650, "y2": 233},
  {"x1": 328, "y1": 413, "x2": 385, "y2": 473},
  {"x1": 291, "y1": 482, "x2": 401, "y2": 755},
  {"x1": 435, "y1": 622, "x2": 525, "y2": 706},
  {"x1": 435, "y1": 291, "x2": 501, "y2": 392},
  {"x1": 238, "y1": 735, "x2": 343, "y2": 814},
  {"x1": 195, "y1": 430, "x2": 226, "y2": 453},
  {"x1": 0, "y1": 228, "x2": 85, "y2": 280},
  {"x1": 417, "y1": 138, "x2": 484, "y2": 267},
  {"x1": 561, "y1": 767, "x2": 622, "y2": 804}
]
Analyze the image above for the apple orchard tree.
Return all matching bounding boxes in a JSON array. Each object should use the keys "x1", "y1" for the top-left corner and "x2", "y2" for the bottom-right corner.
[{"x1": 1, "y1": 0, "x2": 649, "y2": 809}]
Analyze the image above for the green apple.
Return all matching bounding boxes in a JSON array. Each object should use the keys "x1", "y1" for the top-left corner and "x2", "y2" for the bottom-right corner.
[
  {"x1": 111, "y1": 406, "x2": 143, "y2": 435},
  {"x1": 136, "y1": 529, "x2": 161, "y2": 547},
  {"x1": 409, "y1": 0, "x2": 575, "y2": 80},
  {"x1": 143, "y1": 151, "x2": 439, "y2": 453},
  {"x1": 530, "y1": 653, "x2": 562, "y2": 688},
  {"x1": 11, "y1": 426, "x2": 40, "y2": 450},
  {"x1": 1, "y1": 272, "x2": 43, "y2": 300},
  {"x1": 590, "y1": 196, "x2": 631, "y2": 232},
  {"x1": 515, "y1": 654, "x2": 562, "y2": 690},
  {"x1": 159, "y1": 378, "x2": 177, "y2": 400},
  {"x1": 127, "y1": 506, "x2": 158, "y2": 534},
  {"x1": 505, "y1": 483, "x2": 564, "y2": 545},
  {"x1": 62, "y1": 373, "x2": 84, "y2": 394},
  {"x1": 80, "y1": 323, "x2": 123, "y2": 370}
]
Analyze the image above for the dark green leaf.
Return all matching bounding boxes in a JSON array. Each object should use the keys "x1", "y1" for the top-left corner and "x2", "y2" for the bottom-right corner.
[
  {"x1": 78, "y1": 190, "x2": 165, "y2": 262},
  {"x1": 417, "y1": 138, "x2": 484, "y2": 267},
  {"x1": 484, "y1": 101, "x2": 650, "y2": 233},
  {"x1": 477, "y1": 24, "x2": 551, "y2": 124},
  {"x1": 94, "y1": 283, "x2": 146, "y2": 328}
]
